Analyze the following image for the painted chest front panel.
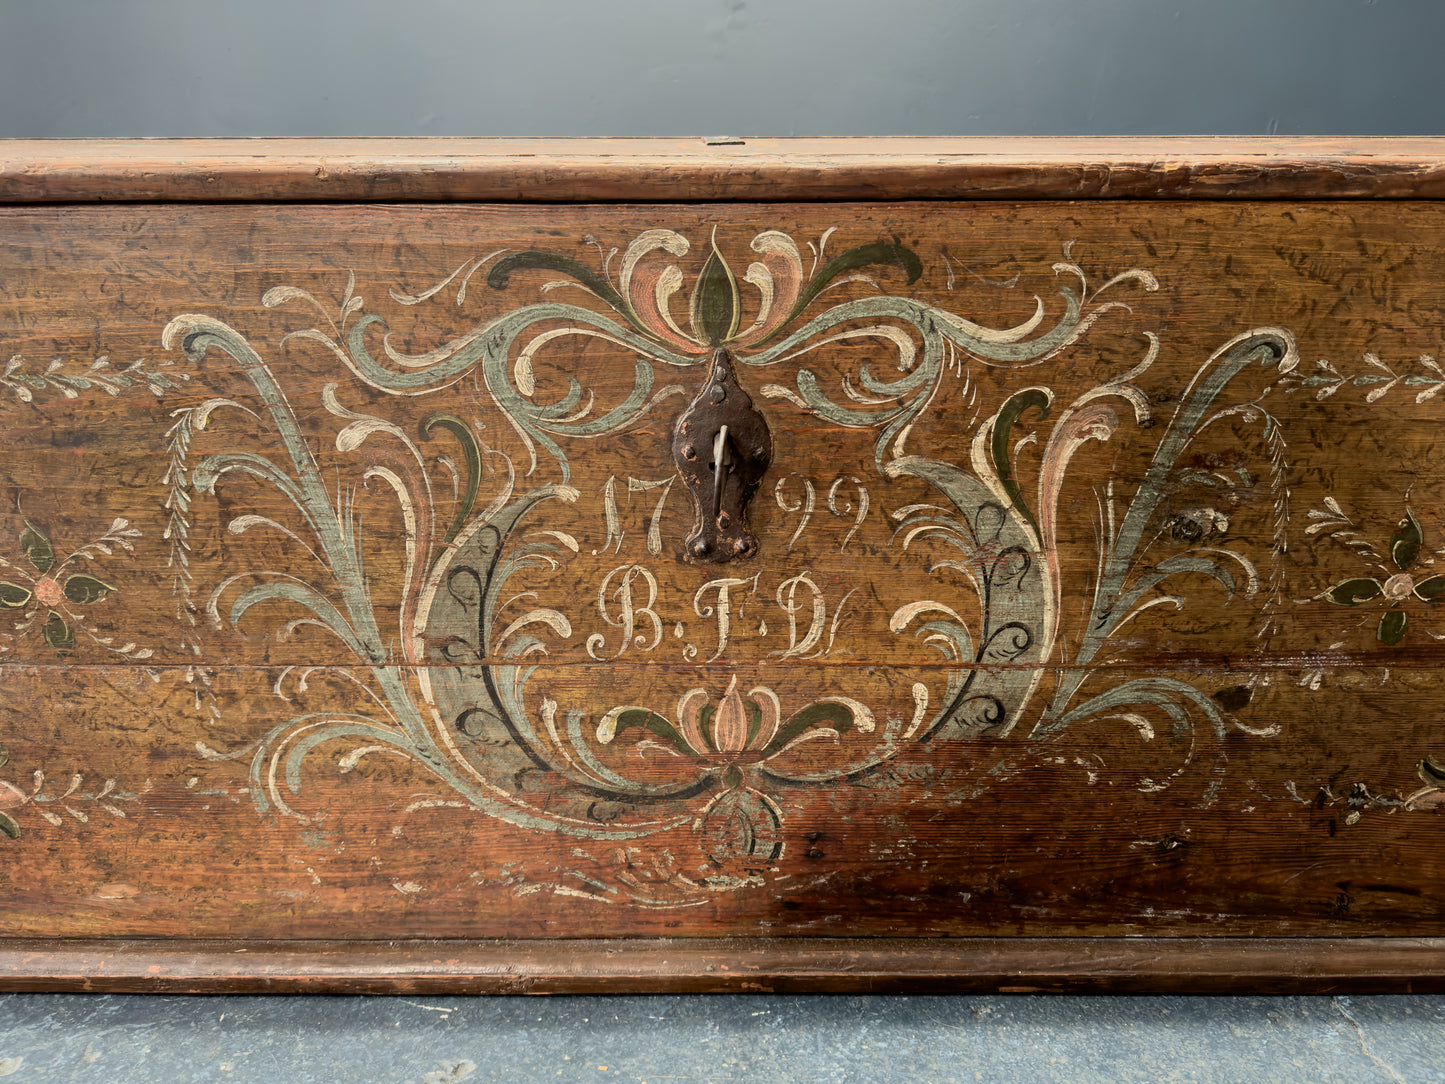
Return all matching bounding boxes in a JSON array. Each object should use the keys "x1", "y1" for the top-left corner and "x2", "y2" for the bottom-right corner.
[{"x1": 1, "y1": 201, "x2": 1442, "y2": 941}]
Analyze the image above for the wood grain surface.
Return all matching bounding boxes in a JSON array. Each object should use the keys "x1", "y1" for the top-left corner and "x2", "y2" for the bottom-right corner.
[
  {"x1": 6, "y1": 937, "x2": 1445, "y2": 995},
  {"x1": 2, "y1": 191, "x2": 1444, "y2": 988},
  {"x1": 3, "y1": 137, "x2": 1445, "y2": 202}
]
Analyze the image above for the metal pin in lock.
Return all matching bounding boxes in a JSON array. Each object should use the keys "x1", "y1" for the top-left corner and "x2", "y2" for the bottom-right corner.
[{"x1": 711, "y1": 424, "x2": 730, "y2": 527}]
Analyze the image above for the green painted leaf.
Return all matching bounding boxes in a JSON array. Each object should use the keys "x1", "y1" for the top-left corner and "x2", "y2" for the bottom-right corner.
[
  {"x1": 762, "y1": 701, "x2": 855, "y2": 757},
  {"x1": 611, "y1": 708, "x2": 696, "y2": 755},
  {"x1": 0, "y1": 581, "x2": 32, "y2": 608},
  {"x1": 1415, "y1": 575, "x2": 1445, "y2": 601},
  {"x1": 486, "y1": 251, "x2": 630, "y2": 326},
  {"x1": 1420, "y1": 755, "x2": 1445, "y2": 787},
  {"x1": 0, "y1": 810, "x2": 18, "y2": 840},
  {"x1": 1378, "y1": 608, "x2": 1408, "y2": 646},
  {"x1": 63, "y1": 573, "x2": 115, "y2": 605},
  {"x1": 744, "y1": 699, "x2": 765, "y2": 751},
  {"x1": 419, "y1": 414, "x2": 481, "y2": 546},
  {"x1": 19, "y1": 520, "x2": 53, "y2": 575},
  {"x1": 697, "y1": 704, "x2": 717, "y2": 755},
  {"x1": 755, "y1": 240, "x2": 924, "y2": 346},
  {"x1": 1391, "y1": 509, "x2": 1423, "y2": 569},
  {"x1": 688, "y1": 240, "x2": 741, "y2": 346},
  {"x1": 990, "y1": 388, "x2": 1052, "y2": 537},
  {"x1": 42, "y1": 610, "x2": 74, "y2": 654},
  {"x1": 1323, "y1": 578, "x2": 1383, "y2": 606}
]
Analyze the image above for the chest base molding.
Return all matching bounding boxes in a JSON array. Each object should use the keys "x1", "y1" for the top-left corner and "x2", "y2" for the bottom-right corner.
[{"x1": 4, "y1": 936, "x2": 1445, "y2": 995}]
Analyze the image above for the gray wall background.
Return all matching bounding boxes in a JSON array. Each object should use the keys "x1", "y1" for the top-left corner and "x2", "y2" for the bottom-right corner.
[{"x1": 1, "y1": 0, "x2": 1441, "y2": 137}]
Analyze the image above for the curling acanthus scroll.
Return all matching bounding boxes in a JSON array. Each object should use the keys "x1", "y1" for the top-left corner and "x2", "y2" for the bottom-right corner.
[{"x1": 160, "y1": 226, "x2": 1309, "y2": 904}]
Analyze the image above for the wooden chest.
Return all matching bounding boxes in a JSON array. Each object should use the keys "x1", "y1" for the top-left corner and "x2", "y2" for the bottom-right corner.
[{"x1": 2, "y1": 138, "x2": 1445, "y2": 993}]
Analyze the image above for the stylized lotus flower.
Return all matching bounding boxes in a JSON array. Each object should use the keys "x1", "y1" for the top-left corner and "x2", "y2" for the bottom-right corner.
[
  {"x1": 1320, "y1": 508, "x2": 1445, "y2": 645},
  {"x1": 597, "y1": 675, "x2": 873, "y2": 763},
  {"x1": 678, "y1": 675, "x2": 777, "y2": 755}
]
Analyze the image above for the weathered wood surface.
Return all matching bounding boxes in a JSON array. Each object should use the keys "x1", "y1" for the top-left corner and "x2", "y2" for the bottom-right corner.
[
  {"x1": 6, "y1": 937, "x2": 1445, "y2": 995},
  {"x1": 5, "y1": 137, "x2": 1445, "y2": 202},
  {"x1": 2, "y1": 196, "x2": 1445, "y2": 986}
]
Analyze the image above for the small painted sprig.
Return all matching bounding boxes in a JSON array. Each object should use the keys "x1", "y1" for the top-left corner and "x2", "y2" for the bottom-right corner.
[
  {"x1": 162, "y1": 407, "x2": 200, "y2": 632},
  {"x1": 161, "y1": 397, "x2": 260, "y2": 723},
  {"x1": 0, "y1": 751, "x2": 138, "y2": 841},
  {"x1": 1252, "y1": 756, "x2": 1445, "y2": 819},
  {"x1": 1247, "y1": 776, "x2": 1410, "y2": 824},
  {"x1": 1286, "y1": 352, "x2": 1445, "y2": 404},
  {"x1": 1304, "y1": 496, "x2": 1382, "y2": 560},
  {"x1": 1, "y1": 355, "x2": 189, "y2": 405},
  {"x1": 1246, "y1": 399, "x2": 1292, "y2": 650}
]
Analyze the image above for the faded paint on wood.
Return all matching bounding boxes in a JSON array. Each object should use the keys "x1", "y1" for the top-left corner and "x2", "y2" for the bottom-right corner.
[{"x1": 1, "y1": 201, "x2": 1443, "y2": 955}]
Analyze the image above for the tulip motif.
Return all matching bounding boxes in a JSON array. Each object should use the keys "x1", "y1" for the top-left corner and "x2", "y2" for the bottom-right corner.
[
  {"x1": 597, "y1": 675, "x2": 873, "y2": 764},
  {"x1": 488, "y1": 228, "x2": 922, "y2": 358}
]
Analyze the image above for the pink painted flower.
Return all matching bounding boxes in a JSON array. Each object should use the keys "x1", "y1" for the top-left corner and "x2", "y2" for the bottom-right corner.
[
  {"x1": 0, "y1": 518, "x2": 135, "y2": 657},
  {"x1": 32, "y1": 577, "x2": 63, "y2": 607},
  {"x1": 1321, "y1": 509, "x2": 1445, "y2": 646},
  {"x1": 678, "y1": 675, "x2": 779, "y2": 756},
  {"x1": 1382, "y1": 572, "x2": 1415, "y2": 601}
]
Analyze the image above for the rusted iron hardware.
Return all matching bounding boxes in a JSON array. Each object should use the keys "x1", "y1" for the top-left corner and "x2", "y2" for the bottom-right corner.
[{"x1": 671, "y1": 347, "x2": 773, "y2": 563}]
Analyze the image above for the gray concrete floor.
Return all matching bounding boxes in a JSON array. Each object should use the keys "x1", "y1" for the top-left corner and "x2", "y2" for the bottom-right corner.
[{"x1": 0, "y1": 993, "x2": 1440, "y2": 1082}]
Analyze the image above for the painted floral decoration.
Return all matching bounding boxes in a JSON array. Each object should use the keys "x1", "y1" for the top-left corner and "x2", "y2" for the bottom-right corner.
[
  {"x1": 0, "y1": 746, "x2": 136, "y2": 842},
  {"x1": 0, "y1": 517, "x2": 149, "y2": 657},
  {"x1": 487, "y1": 227, "x2": 922, "y2": 355},
  {"x1": 1319, "y1": 509, "x2": 1445, "y2": 645},
  {"x1": 597, "y1": 675, "x2": 873, "y2": 768}
]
